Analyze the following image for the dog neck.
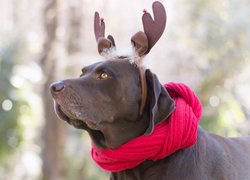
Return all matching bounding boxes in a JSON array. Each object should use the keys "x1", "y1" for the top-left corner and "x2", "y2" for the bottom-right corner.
[{"x1": 91, "y1": 82, "x2": 202, "y2": 172}]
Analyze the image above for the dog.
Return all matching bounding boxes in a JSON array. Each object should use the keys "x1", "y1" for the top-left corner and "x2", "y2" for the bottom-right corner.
[{"x1": 50, "y1": 2, "x2": 250, "y2": 179}]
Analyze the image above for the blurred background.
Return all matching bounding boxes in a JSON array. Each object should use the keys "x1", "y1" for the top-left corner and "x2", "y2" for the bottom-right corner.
[{"x1": 0, "y1": 0, "x2": 249, "y2": 179}]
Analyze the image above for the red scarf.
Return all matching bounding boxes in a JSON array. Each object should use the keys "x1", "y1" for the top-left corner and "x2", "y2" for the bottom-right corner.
[{"x1": 91, "y1": 82, "x2": 202, "y2": 172}]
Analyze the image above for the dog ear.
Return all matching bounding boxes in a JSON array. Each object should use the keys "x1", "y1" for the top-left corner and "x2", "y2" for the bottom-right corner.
[{"x1": 144, "y1": 69, "x2": 175, "y2": 135}]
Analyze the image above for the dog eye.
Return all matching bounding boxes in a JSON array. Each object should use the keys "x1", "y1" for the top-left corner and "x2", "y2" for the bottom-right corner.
[{"x1": 99, "y1": 72, "x2": 109, "y2": 79}]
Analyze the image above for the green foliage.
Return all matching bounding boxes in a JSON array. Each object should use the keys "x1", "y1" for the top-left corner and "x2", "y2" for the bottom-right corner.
[
  {"x1": 186, "y1": 0, "x2": 250, "y2": 136},
  {"x1": 0, "y1": 39, "x2": 29, "y2": 162}
]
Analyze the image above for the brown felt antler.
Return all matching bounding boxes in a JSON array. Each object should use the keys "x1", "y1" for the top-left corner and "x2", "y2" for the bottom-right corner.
[
  {"x1": 93, "y1": 2, "x2": 166, "y2": 116},
  {"x1": 131, "y1": 1, "x2": 167, "y2": 116},
  {"x1": 131, "y1": 1, "x2": 166, "y2": 57},
  {"x1": 94, "y1": 12, "x2": 116, "y2": 55}
]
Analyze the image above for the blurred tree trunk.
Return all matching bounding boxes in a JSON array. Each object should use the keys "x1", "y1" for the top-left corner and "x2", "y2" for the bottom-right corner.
[
  {"x1": 40, "y1": 0, "x2": 65, "y2": 179},
  {"x1": 40, "y1": 0, "x2": 83, "y2": 179},
  {"x1": 67, "y1": 0, "x2": 83, "y2": 54}
]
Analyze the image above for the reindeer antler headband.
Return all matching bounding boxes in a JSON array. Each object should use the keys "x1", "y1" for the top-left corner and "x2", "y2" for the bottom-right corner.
[{"x1": 94, "y1": 1, "x2": 167, "y2": 115}]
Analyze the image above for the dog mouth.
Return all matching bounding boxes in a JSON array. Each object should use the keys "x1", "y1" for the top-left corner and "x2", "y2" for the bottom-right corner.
[
  {"x1": 54, "y1": 102, "x2": 98, "y2": 130},
  {"x1": 54, "y1": 102, "x2": 107, "y2": 149},
  {"x1": 54, "y1": 103, "x2": 70, "y2": 121}
]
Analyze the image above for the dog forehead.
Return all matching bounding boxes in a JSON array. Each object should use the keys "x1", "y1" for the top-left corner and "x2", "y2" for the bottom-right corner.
[{"x1": 84, "y1": 59, "x2": 137, "y2": 73}]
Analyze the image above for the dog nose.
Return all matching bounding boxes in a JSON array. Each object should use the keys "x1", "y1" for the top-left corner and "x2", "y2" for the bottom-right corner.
[{"x1": 50, "y1": 81, "x2": 65, "y2": 94}]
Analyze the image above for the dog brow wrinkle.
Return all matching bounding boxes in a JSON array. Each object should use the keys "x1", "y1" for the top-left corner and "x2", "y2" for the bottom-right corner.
[{"x1": 81, "y1": 67, "x2": 87, "y2": 73}]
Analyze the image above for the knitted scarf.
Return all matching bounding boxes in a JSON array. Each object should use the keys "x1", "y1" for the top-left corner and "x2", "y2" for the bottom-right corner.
[{"x1": 91, "y1": 82, "x2": 202, "y2": 172}]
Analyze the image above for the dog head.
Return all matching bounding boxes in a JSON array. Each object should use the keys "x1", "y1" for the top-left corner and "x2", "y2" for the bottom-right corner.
[{"x1": 50, "y1": 1, "x2": 175, "y2": 150}]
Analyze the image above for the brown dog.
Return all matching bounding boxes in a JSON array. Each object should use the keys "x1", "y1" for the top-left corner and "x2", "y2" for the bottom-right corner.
[{"x1": 50, "y1": 1, "x2": 250, "y2": 179}]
